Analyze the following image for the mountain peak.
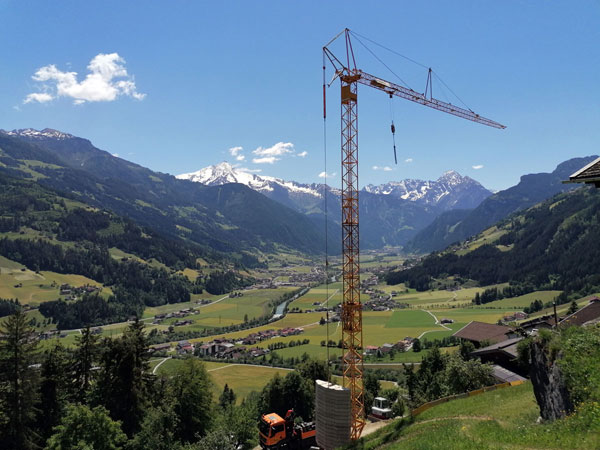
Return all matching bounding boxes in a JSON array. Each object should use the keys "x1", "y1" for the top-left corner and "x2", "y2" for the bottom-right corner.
[
  {"x1": 363, "y1": 171, "x2": 491, "y2": 210},
  {"x1": 176, "y1": 162, "x2": 322, "y2": 198},
  {"x1": 0, "y1": 128, "x2": 74, "y2": 140},
  {"x1": 438, "y1": 170, "x2": 465, "y2": 182}
]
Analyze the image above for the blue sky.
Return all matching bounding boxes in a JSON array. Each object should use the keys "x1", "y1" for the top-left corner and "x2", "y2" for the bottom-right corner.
[{"x1": 1, "y1": 1, "x2": 598, "y2": 191}]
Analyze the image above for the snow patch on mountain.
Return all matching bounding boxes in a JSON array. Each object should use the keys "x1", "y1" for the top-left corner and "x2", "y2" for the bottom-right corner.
[
  {"x1": 0, "y1": 128, "x2": 74, "y2": 140},
  {"x1": 363, "y1": 170, "x2": 492, "y2": 210},
  {"x1": 177, "y1": 162, "x2": 322, "y2": 197}
]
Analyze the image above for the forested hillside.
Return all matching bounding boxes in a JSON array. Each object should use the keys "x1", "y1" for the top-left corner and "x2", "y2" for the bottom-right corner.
[
  {"x1": 389, "y1": 186, "x2": 600, "y2": 298},
  {"x1": 0, "y1": 132, "x2": 326, "y2": 255},
  {"x1": 406, "y1": 156, "x2": 598, "y2": 253},
  {"x1": 0, "y1": 174, "x2": 252, "y2": 327}
]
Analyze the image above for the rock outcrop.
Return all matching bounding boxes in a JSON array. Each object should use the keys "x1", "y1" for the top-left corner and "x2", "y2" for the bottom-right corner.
[{"x1": 528, "y1": 339, "x2": 573, "y2": 421}]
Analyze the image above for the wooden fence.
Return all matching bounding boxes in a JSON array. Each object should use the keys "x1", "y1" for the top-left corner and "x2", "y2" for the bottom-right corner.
[{"x1": 411, "y1": 380, "x2": 525, "y2": 417}]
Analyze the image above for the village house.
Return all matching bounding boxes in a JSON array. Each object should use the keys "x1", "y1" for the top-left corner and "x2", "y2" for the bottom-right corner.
[
  {"x1": 502, "y1": 311, "x2": 528, "y2": 322},
  {"x1": 364, "y1": 345, "x2": 379, "y2": 356},
  {"x1": 469, "y1": 336, "x2": 525, "y2": 376},
  {"x1": 452, "y1": 321, "x2": 515, "y2": 347},
  {"x1": 197, "y1": 342, "x2": 217, "y2": 357},
  {"x1": 559, "y1": 297, "x2": 600, "y2": 327},
  {"x1": 150, "y1": 343, "x2": 172, "y2": 353}
]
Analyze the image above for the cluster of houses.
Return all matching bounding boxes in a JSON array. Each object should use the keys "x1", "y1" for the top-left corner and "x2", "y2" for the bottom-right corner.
[
  {"x1": 500, "y1": 311, "x2": 529, "y2": 323},
  {"x1": 362, "y1": 294, "x2": 405, "y2": 312},
  {"x1": 288, "y1": 266, "x2": 328, "y2": 285},
  {"x1": 364, "y1": 337, "x2": 416, "y2": 356},
  {"x1": 59, "y1": 283, "x2": 101, "y2": 299},
  {"x1": 152, "y1": 308, "x2": 199, "y2": 325},
  {"x1": 38, "y1": 325, "x2": 102, "y2": 341},
  {"x1": 150, "y1": 326, "x2": 305, "y2": 359},
  {"x1": 196, "y1": 339, "x2": 270, "y2": 360},
  {"x1": 453, "y1": 296, "x2": 600, "y2": 384}
]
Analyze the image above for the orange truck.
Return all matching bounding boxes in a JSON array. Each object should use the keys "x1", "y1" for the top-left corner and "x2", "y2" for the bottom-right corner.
[{"x1": 259, "y1": 410, "x2": 316, "y2": 449}]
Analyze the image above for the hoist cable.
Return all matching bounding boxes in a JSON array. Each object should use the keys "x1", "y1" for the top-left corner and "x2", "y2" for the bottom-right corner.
[
  {"x1": 389, "y1": 95, "x2": 398, "y2": 164},
  {"x1": 322, "y1": 52, "x2": 331, "y2": 379}
]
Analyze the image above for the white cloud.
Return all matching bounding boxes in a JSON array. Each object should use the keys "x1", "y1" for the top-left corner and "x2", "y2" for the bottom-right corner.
[
  {"x1": 229, "y1": 146, "x2": 243, "y2": 156},
  {"x1": 236, "y1": 166, "x2": 262, "y2": 173},
  {"x1": 228, "y1": 146, "x2": 245, "y2": 161},
  {"x1": 252, "y1": 156, "x2": 279, "y2": 164},
  {"x1": 24, "y1": 53, "x2": 145, "y2": 105},
  {"x1": 373, "y1": 165, "x2": 393, "y2": 172},
  {"x1": 112, "y1": 153, "x2": 120, "y2": 157},
  {"x1": 297, "y1": 151, "x2": 308, "y2": 158},
  {"x1": 318, "y1": 171, "x2": 336, "y2": 178},
  {"x1": 24, "y1": 92, "x2": 54, "y2": 104},
  {"x1": 253, "y1": 142, "x2": 294, "y2": 157},
  {"x1": 405, "y1": 158, "x2": 413, "y2": 163},
  {"x1": 472, "y1": 164, "x2": 484, "y2": 170}
]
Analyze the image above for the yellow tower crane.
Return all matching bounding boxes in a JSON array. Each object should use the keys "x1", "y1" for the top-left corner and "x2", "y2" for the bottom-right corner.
[{"x1": 323, "y1": 29, "x2": 506, "y2": 440}]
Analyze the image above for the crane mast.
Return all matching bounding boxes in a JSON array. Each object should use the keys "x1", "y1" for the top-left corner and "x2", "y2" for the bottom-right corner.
[{"x1": 323, "y1": 29, "x2": 505, "y2": 441}]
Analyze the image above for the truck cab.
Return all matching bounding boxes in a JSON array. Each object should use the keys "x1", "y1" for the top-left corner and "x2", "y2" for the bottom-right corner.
[
  {"x1": 259, "y1": 411, "x2": 316, "y2": 449},
  {"x1": 259, "y1": 413, "x2": 287, "y2": 449}
]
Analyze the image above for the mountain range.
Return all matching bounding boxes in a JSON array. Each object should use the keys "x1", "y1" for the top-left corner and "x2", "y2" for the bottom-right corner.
[
  {"x1": 0, "y1": 128, "x2": 594, "y2": 259},
  {"x1": 177, "y1": 161, "x2": 494, "y2": 248},
  {"x1": 0, "y1": 128, "x2": 324, "y2": 257},
  {"x1": 405, "y1": 156, "x2": 598, "y2": 253},
  {"x1": 178, "y1": 161, "x2": 492, "y2": 212},
  {"x1": 388, "y1": 185, "x2": 600, "y2": 298}
]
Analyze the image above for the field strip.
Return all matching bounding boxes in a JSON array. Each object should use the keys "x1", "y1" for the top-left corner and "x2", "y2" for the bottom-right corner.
[
  {"x1": 207, "y1": 364, "x2": 235, "y2": 372},
  {"x1": 198, "y1": 294, "x2": 230, "y2": 308},
  {"x1": 417, "y1": 309, "x2": 451, "y2": 340},
  {"x1": 152, "y1": 356, "x2": 172, "y2": 374},
  {"x1": 364, "y1": 362, "x2": 419, "y2": 366},
  {"x1": 208, "y1": 363, "x2": 293, "y2": 372},
  {"x1": 320, "y1": 289, "x2": 339, "y2": 306}
]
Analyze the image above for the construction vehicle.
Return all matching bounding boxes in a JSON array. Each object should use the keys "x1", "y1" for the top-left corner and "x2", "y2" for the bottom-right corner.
[
  {"x1": 259, "y1": 409, "x2": 316, "y2": 449},
  {"x1": 370, "y1": 397, "x2": 393, "y2": 420}
]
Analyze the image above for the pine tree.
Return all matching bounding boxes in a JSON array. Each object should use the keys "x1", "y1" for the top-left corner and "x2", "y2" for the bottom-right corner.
[
  {"x1": 37, "y1": 343, "x2": 69, "y2": 441},
  {"x1": 567, "y1": 300, "x2": 579, "y2": 315},
  {"x1": 219, "y1": 383, "x2": 236, "y2": 409},
  {"x1": 0, "y1": 309, "x2": 40, "y2": 449},
  {"x1": 72, "y1": 325, "x2": 99, "y2": 402},
  {"x1": 93, "y1": 320, "x2": 152, "y2": 436}
]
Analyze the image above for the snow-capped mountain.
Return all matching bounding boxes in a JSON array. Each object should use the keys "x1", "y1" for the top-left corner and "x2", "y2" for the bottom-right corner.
[
  {"x1": 177, "y1": 162, "x2": 322, "y2": 197},
  {"x1": 363, "y1": 170, "x2": 492, "y2": 211},
  {"x1": 180, "y1": 163, "x2": 492, "y2": 213},
  {"x1": 0, "y1": 128, "x2": 74, "y2": 140},
  {"x1": 177, "y1": 162, "x2": 329, "y2": 212}
]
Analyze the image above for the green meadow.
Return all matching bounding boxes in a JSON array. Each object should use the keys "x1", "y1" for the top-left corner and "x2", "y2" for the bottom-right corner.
[{"x1": 357, "y1": 382, "x2": 599, "y2": 449}]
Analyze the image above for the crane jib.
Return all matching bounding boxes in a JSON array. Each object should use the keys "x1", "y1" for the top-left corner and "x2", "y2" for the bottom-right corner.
[{"x1": 356, "y1": 70, "x2": 506, "y2": 129}]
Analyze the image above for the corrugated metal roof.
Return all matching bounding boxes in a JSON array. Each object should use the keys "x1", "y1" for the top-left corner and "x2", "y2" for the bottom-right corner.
[{"x1": 491, "y1": 365, "x2": 527, "y2": 383}]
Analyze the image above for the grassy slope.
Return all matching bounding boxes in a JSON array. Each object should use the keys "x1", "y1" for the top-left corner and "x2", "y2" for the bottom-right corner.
[
  {"x1": 356, "y1": 382, "x2": 599, "y2": 450},
  {"x1": 152, "y1": 359, "x2": 291, "y2": 404},
  {"x1": 0, "y1": 254, "x2": 111, "y2": 306}
]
